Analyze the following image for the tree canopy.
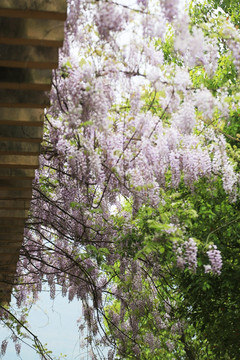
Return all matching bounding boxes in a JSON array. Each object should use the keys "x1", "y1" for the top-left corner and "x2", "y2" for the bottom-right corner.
[{"x1": 1, "y1": 0, "x2": 240, "y2": 359}]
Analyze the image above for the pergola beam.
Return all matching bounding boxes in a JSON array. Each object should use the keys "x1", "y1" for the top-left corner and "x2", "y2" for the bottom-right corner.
[{"x1": 0, "y1": 0, "x2": 66, "y2": 304}]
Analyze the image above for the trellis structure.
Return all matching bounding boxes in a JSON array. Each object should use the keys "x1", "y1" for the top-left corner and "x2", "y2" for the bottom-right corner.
[{"x1": 0, "y1": 0, "x2": 66, "y2": 304}]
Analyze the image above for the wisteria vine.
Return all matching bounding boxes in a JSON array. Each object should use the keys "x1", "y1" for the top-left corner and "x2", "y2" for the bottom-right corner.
[{"x1": 1, "y1": 0, "x2": 240, "y2": 359}]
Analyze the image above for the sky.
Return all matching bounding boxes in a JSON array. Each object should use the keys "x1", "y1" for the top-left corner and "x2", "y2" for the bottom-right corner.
[{"x1": 0, "y1": 291, "x2": 90, "y2": 360}]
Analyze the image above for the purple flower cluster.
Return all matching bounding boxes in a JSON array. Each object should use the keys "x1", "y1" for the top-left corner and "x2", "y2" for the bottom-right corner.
[
  {"x1": 227, "y1": 39, "x2": 240, "y2": 71},
  {"x1": 174, "y1": 101, "x2": 196, "y2": 134},
  {"x1": 15, "y1": 343, "x2": 21, "y2": 356},
  {"x1": 95, "y1": 3, "x2": 128, "y2": 39},
  {"x1": 185, "y1": 238, "x2": 198, "y2": 272},
  {"x1": 137, "y1": 0, "x2": 148, "y2": 7},
  {"x1": 173, "y1": 239, "x2": 198, "y2": 272},
  {"x1": 206, "y1": 245, "x2": 223, "y2": 275},
  {"x1": 1, "y1": 340, "x2": 7, "y2": 356},
  {"x1": 161, "y1": 0, "x2": 179, "y2": 22}
]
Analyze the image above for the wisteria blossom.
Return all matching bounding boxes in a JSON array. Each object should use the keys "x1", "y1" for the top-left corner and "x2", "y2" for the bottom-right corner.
[
  {"x1": 1, "y1": 0, "x2": 240, "y2": 358},
  {"x1": 1, "y1": 340, "x2": 7, "y2": 356},
  {"x1": 206, "y1": 245, "x2": 223, "y2": 275}
]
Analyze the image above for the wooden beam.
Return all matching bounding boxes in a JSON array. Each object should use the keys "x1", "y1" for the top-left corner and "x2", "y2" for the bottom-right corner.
[
  {"x1": 0, "y1": 17, "x2": 65, "y2": 43},
  {"x1": 0, "y1": 89, "x2": 50, "y2": 106},
  {"x1": 0, "y1": 108, "x2": 43, "y2": 122},
  {"x1": 0, "y1": 141, "x2": 40, "y2": 155},
  {"x1": 0, "y1": 82, "x2": 51, "y2": 91},
  {"x1": 0, "y1": 200, "x2": 30, "y2": 209},
  {"x1": 0, "y1": 59, "x2": 58, "y2": 69},
  {"x1": 0, "y1": 168, "x2": 35, "y2": 179},
  {"x1": 0, "y1": 125, "x2": 43, "y2": 140},
  {"x1": 0, "y1": 155, "x2": 39, "y2": 167},
  {"x1": 0, "y1": 44, "x2": 59, "y2": 69},
  {"x1": 0, "y1": 8, "x2": 67, "y2": 21},
  {"x1": 0, "y1": 179, "x2": 33, "y2": 189},
  {"x1": 0, "y1": 0, "x2": 67, "y2": 13},
  {"x1": 0, "y1": 209, "x2": 29, "y2": 218},
  {"x1": 0, "y1": 68, "x2": 52, "y2": 85},
  {"x1": 0, "y1": 233, "x2": 23, "y2": 240},
  {"x1": 0, "y1": 189, "x2": 33, "y2": 199},
  {"x1": 0, "y1": 0, "x2": 67, "y2": 305}
]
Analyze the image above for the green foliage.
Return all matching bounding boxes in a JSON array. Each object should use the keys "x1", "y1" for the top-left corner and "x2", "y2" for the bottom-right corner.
[
  {"x1": 173, "y1": 177, "x2": 240, "y2": 359},
  {"x1": 190, "y1": 53, "x2": 237, "y2": 92},
  {"x1": 189, "y1": 1, "x2": 215, "y2": 25},
  {"x1": 210, "y1": 0, "x2": 240, "y2": 26},
  {"x1": 103, "y1": 174, "x2": 240, "y2": 359},
  {"x1": 157, "y1": 29, "x2": 182, "y2": 65}
]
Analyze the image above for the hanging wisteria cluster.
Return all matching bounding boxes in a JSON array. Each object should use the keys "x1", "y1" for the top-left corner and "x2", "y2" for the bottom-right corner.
[{"x1": 2, "y1": 0, "x2": 240, "y2": 359}]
